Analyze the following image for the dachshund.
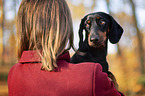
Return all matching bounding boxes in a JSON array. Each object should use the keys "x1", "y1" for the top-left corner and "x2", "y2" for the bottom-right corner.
[{"x1": 70, "y1": 12, "x2": 123, "y2": 74}]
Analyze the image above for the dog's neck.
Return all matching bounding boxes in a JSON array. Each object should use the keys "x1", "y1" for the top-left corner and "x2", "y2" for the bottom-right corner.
[{"x1": 88, "y1": 45, "x2": 107, "y2": 57}]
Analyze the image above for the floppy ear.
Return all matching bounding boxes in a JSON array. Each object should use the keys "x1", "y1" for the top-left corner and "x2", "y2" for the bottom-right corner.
[
  {"x1": 108, "y1": 16, "x2": 124, "y2": 44},
  {"x1": 79, "y1": 17, "x2": 87, "y2": 47}
]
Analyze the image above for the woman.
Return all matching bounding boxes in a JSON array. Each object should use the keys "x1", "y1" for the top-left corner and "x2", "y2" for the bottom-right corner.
[{"x1": 8, "y1": 0, "x2": 124, "y2": 96}]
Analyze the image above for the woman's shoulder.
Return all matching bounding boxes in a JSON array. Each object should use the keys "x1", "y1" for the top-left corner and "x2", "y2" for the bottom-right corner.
[
  {"x1": 8, "y1": 63, "x2": 22, "y2": 85},
  {"x1": 69, "y1": 62, "x2": 103, "y2": 74},
  {"x1": 8, "y1": 63, "x2": 21, "y2": 75}
]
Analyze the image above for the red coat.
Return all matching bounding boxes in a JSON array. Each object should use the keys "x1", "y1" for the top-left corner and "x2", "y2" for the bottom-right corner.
[{"x1": 8, "y1": 51, "x2": 124, "y2": 96}]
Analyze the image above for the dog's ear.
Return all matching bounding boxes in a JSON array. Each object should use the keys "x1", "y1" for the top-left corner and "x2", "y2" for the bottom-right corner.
[
  {"x1": 108, "y1": 16, "x2": 123, "y2": 44},
  {"x1": 79, "y1": 16, "x2": 87, "y2": 47}
]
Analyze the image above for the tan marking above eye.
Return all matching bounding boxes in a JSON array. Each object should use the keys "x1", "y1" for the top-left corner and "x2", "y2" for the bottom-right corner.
[
  {"x1": 97, "y1": 17, "x2": 100, "y2": 19},
  {"x1": 87, "y1": 20, "x2": 91, "y2": 24}
]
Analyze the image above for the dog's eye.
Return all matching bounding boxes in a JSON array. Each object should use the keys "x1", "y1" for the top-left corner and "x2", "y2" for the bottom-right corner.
[
  {"x1": 85, "y1": 24, "x2": 89, "y2": 27},
  {"x1": 99, "y1": 20, "x2": 106, "y2": 25},
  {"x1": 85, "y1": 20, "x2": 91, "y2": 28}
]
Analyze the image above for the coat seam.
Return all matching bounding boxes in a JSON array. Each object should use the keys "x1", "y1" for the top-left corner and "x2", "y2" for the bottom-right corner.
[{"x1": 93, "y1": 64, "x2": 97, "y2": 96}]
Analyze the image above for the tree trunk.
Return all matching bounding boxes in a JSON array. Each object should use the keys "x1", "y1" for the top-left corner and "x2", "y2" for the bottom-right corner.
[
  {"x1": 91, "y1": 0, "x2": 96, "y2": 11},
  {"x1": 0, "y1": 0, "x2": 4, "y2": 65},
  {"x1": 129, "y1": 0, "x2": 145, "y2": 74},
  {"x1": 106, "y1": 0, "x2": 122, "y2": 56}
]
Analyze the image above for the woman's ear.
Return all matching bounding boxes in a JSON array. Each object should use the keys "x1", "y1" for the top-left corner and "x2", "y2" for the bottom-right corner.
[
  {"x1": 108, "y1": 16, "x2": 124, "y2": 44},
  {"x1": 79, "y1": 17, "x2": 87, "y2": 47}
]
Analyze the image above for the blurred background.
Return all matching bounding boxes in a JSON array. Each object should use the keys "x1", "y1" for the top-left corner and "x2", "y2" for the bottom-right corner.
[{"x1": 0, "y1": 0, "x2": 145, "y2": 96}]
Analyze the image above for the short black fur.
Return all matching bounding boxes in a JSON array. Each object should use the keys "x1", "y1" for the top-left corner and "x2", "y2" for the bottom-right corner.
[{"x1": 70, "y1": 12, "x2": 123, "y2": 73}]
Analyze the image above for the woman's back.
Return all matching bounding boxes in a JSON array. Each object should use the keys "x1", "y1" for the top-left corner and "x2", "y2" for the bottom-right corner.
[{"x1": 8, "y1": 51, "x2": 122, "y2": 96}]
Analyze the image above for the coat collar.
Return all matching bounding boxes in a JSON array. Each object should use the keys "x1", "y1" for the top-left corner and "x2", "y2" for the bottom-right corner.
[{"x1": 18, "y1": 50, "x2": 70, "y2": 63}]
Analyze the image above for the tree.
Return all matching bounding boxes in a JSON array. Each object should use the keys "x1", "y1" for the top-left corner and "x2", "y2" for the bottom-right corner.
[
  {"x1": 129, "y1": 0, "x2": 145, "y2": 74},
  {"x1": 0, "y1": 0, "x2": 4, "y2": 65}
]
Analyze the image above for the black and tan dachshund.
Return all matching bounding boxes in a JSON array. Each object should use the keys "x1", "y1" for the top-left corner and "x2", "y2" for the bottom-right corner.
[{"x1": 70, "y1": 12, "x2": 123, "y2": 73}]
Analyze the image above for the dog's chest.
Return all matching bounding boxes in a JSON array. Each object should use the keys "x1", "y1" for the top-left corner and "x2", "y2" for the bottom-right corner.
[{"x1": 85, "y1": 52, "x2": 105, "y2": 62}]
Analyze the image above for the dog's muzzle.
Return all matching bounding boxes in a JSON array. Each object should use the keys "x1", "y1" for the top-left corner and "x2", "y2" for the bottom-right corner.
[{"x1": 90, "y1": 35, "x2": 99, "y2": 43}]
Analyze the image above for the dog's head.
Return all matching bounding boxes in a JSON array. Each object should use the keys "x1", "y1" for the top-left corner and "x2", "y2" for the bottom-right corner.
[{"x1": 79, "y1": 12, "x2": 123, "y2": 48}]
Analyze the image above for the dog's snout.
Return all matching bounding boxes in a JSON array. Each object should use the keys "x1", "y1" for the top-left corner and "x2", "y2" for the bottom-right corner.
[{"x1": 90, "y1": 36, "x2": 99, "y2": 42}]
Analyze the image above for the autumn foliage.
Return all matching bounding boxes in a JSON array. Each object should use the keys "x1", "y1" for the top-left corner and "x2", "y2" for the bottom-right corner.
[{"x1": 0, "y1": 0, "x2": 145, "y2": 96}]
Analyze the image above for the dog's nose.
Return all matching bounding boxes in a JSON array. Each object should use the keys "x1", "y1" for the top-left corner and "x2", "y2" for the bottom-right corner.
[{"x1": 90, "y1": 37, "x2": 99, "y2": 42}]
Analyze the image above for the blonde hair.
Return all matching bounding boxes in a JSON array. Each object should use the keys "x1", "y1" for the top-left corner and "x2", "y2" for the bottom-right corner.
[{"x1": 17, "y1": 0, "x2": 74, "y2": 71}]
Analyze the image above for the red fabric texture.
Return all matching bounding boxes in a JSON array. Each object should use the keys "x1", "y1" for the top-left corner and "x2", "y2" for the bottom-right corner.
[{"x1": 8, "y1": 51, "x2": 124, "y2": 96}]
